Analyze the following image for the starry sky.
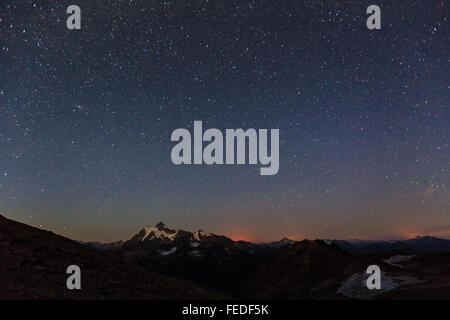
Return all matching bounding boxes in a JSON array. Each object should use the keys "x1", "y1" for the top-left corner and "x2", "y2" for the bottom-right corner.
[{"x1": 0, "y1": 0, "x2": 448, "y2": 242}]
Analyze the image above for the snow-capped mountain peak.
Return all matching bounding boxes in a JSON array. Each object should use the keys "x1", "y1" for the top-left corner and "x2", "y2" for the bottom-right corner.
[
  {"x1": 131, "y1": 223, "x2": 216, "y2": 246},
  {"x1": 140, "y1": 222, "x2": 178, "y2": 241}
]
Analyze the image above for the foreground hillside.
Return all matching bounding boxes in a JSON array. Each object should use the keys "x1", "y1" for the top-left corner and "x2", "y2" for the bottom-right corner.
[{"x1": 0, "y1": 215, "x2": 224, "y2": 299}]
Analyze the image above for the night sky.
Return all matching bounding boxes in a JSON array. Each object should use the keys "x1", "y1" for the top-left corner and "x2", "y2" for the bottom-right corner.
[{"x1": 0, "y1": 0, "x2": 448, "y2": 242}]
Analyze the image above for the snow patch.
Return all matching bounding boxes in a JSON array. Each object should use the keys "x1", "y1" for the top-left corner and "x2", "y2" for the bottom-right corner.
[
  {"x1": 337, "y1": 271, "x2": 423, "y2": 299},
  {"x1": 141, "y1": 226, "x2": 178, "y2": 241},
  {"x1": 383, "y1": 255, "x2": 415, "y2": 268},
  {"x1": 189, "y1": 250, "x2": 204, "y2": 258},
  {"x1": 159, "y1": 247, "x2": 177, "y2": 256},
  {"x1": 190, "y1": 241, "x2": 200, "y2": 248}
]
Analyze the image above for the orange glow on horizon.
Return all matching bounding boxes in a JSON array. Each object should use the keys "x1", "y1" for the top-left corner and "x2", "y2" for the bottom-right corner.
[
  {"x1": 228, "y1": 234, "x2": 252, "y2": 242},
  {"x1": 406, "y1": 233, "x2": 424, "y2": 239},
  {"x1": 226, "y1": 231, "x2": 305, "y2": 243}
]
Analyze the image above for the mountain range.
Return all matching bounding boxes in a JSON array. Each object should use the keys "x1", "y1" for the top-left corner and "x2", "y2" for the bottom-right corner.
[
  {"x1": 0, "y1": 215, "x2": 224, "y2": 299},
  {"x1": 2, "y1": 215, "x2": 450, "y2": 299},
  {"x1": 88, "y1": 221, "x2": 450, "y2": 299},
  {"x1": 330, "y1": 237, "x2": 450, "y2": 255}
]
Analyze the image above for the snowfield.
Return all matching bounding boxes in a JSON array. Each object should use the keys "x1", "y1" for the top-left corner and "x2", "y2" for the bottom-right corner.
[
  {"x1": 190, "y1": 241, "x2": 200, "y2": 248},
  {"x1": 159, "y1": 247, "x2": 177, "y2": 256},
  {"x1": 382, "y1": 255, "x2": 415, "y2": 268},
  {"x1": 141, "y1": 225, "x2": 178, "y2": 241},
  {"x1": 337, "y1": 271, "x2": 423, "y2": 299}
]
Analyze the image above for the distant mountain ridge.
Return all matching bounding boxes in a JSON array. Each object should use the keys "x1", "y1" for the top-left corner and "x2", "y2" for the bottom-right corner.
[
  {"x1": 81, "y1": 240, "x2": 124, "y2": 250},
  {"x1": 84, "y1": 224, "x2": 450, "y2": 256},
  {"x1": 331, "y1": 236, "x2": 450, "y2": 255},
  {"x1": 260, "y1": 237, "x2": 295, "y2": 248}
]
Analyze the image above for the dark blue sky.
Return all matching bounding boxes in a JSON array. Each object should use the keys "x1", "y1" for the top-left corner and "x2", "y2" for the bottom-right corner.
[{"x1": 0, "y1": 0, "x2": 448, "y2": 241}]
